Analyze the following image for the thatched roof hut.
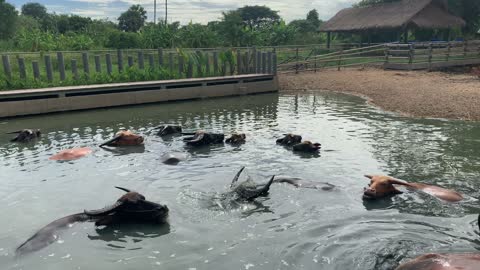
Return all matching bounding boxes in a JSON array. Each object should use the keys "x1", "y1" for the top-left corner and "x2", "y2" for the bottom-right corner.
[{"x1": 319, "y1": 0, "x2": 465, "y2": 33}]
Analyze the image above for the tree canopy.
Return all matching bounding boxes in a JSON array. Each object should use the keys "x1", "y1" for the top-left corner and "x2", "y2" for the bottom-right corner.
[
  {"x1": 0, "y1": 0, "x2": 18, "y2": 40},
  {"x1": 21, "y1": 2, "x2": 47, "y2": 20},
  {"x1": 118, "y1": 5, "x2": 147, "y2": 32},
  {"x1": 237, "y1": 5, "x2": 280, "y2": 30}
]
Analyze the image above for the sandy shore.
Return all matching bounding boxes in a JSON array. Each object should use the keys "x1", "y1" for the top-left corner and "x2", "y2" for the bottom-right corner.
[{"x1": 278, "y1": 68, "x2": 480, "y2": 121}]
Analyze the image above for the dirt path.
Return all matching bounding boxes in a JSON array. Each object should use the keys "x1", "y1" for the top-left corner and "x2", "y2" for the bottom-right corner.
[{"x1": 278, "y1": 68, "x2": 480, "y2": 121}]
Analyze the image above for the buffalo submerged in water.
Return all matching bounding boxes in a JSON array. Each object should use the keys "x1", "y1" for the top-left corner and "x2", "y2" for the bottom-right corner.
[{"x1": 16, "y1": 187, "x2": 169, "y2": 256}]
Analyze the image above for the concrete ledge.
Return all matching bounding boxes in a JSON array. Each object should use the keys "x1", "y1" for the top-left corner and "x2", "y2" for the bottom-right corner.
[{"x1": 0, "y1": 74, "x2": 278, "y2": 118}]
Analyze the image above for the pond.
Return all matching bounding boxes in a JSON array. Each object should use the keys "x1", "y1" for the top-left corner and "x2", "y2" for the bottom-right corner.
[{"x1": 0, "y1": 92, "x2": 479, "y2": 270}]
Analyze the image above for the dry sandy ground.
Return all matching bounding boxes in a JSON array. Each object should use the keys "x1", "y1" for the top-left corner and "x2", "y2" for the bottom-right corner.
[{"x1": 279, "y1": 68, "x2": 480, "y2": 121}]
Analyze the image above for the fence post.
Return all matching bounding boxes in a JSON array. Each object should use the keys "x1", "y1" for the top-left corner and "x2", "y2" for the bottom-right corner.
[
  {"x1": 295, "y1": 47, "x2": 299, "y2": 74},
  {"x1": 158, "y1": 48, "x2": 164, "y2": 67},
  {"x1": 187, "y1": 60, "x2": 193, "y2": 78},
  {"x1": 117, "y1": 50, "x2": 124, "y2": 73},
  {"x1": 1, "y1": 55, "x2": 11, "y2": 79},
  {"x1": 237, "y1": 50, "x2": 242, "y2": 75},
  {"x1": 273, "y1": 52, "x2": 277, "y2": 75},
  {"x1": 45, "y1": 55, "x2": 53, "y2": 82},
  {"x1": 256, "y1": 51, "x2": 262, "y2": 73},
  {"x1": 463, "y1": 40, "x2": 468, "y2": 58},
  {"x1": 106, "y1": 54, "x2": 113, "y2": 74},
  {"x1": 262, "y1": 52, "x2": 267, "y2": 74},
  {"x1": 205, "y1": 52, "x2": 210, "y2": 75},
  {"x1": 94, "y1": 55, "x2": 101, "y2": 73},
  {"x1": 148, "y1": 54, "x2": 155, "y2": 69},
  {"x1": 196, "y1": 50, "x2": 202, "y2": 76},
  {"x1": 446, "y1": 42, "x2": 451, "y2": 62},
  {"x1": 384, "y1": 45, "x2": 390, "y2": 65},
  {"x1": 314, "y1": 47, "x2": 317, "y2": 73},
  {"x1": 18, "y1": 58, "x2": 26, "y2": 80},
  {"x1": 408, "y1": 44, "x2": 414, "y2": 70},
  {"x1": 138, "y1": 51, "x2": 144, "y2": 69},
  {"x1": 213, "y1": 51, "x2": 218, "y2": 76},
  {"x1": 337, "y1": 50, "x2": 343, "y2": 71},
  {"x1": 428, "y1": 43, "x2": 433, "y2": 71},
  {"x1": 128, "y1": 56, "x2": 134, "y2": 67},
  {"x1": 252, "y1": 47, "x2": 257, "y2": 73},
  {"x1": 57, "y1": 52, "x2": 66, "y2": 81},
  {"x1": 71, "y1": 59, "x2": 79, "y2": 80},
  {"x1": 32, "y1": 61, "x2": 40, "y2": 80},
  {"x1": 178, "y1": 55, "x2": 184, "y2": 78},
  {"x1": 169, "y1": 52, "x2": 173, "y2": 74},
  {"x1": 267, "y1": 51, "x2": 272, "y2": 74},
  {"x1": 244, "y1": 51, "x2": 249, "y2": 74},
  {"x1": 82, "y1": 52, "x2": 90, "y2": 77}
]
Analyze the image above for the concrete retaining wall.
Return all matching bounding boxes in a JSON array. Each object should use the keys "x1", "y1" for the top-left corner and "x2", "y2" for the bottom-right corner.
[{"x1": 0, "y1": 74, "x2": 278, "y2": 118}]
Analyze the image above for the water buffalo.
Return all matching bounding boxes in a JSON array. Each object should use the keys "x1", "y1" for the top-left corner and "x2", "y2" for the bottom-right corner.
[
  {"x1": 183, "y1": 131, "x2": 225, "y2": 146},
  {"x1": 155, "y1": 125, "x2": 182, "y2": 136},
  {"x1": 225, "y1": 133, "x2": 246, "y2": 144},
  {"x1": 395, "y1": 253, "x2": 480, "y2": 270},
  {"x1": 229, "y1": 167, "x2": 275, "y2": 201},
  {"x1": 8, "y1": 129, "x2": 41, "y2": 143},
  {"x1": 49, "y1": 147, "x2": 93, "y2": 161},
  {"x1": 100, "y1": 130, "x2": 144, "y2": 147},
  {"x1": 16, "y1": 187, "x2": 169, "y2": 256},
  {"x1": 292, "y1": 141, "x2": 321, "y2": 152},
  {"x1": 276, "y1": 134, "x2": 302, "y2": 146},
  {"x1": 362, "y1": 175, "x2": 463, "y2": 202},
  {"x1": 273, "y1": 177, "x2": 335, "y2": 191},
  {"x1": 160, "y1": 152, "x2": 188, "y2": 165}
]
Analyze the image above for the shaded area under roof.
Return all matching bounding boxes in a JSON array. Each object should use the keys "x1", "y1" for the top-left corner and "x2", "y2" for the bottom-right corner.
[{"x1": 319, "y1": 0, "x2": 465, "y2": 32}]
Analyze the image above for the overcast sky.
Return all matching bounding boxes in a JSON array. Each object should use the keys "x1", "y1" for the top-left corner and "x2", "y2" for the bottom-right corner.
[{"x1": 9, "y1": 0, "x2": 359, "y2": 24}]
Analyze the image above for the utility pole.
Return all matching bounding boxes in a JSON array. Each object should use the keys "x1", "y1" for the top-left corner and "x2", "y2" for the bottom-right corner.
[
  {"x1": 165, "y1": 0, "x2": 168, "y2": 25},
  {"x1": 154, "y1": 0, "x2": 157, "y2": 24}
]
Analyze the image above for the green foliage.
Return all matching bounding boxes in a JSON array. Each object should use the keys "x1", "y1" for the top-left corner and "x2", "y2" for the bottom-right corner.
[
  {"x1": 237, "y1": 5, "x2": 280, "y2": 30},
  {"x1": 0, "y1": 0, "x2": 18, "y2": 40},
  {"x1": 106, "y1": 31, "x2": 141, "y2": 49},
  {"x1": 21, "y1": 2, "x2": 47, "y2": 20},
  {"x1": 56, "y1": 14, "x2": 93, "y2": 34},
  {"x1": 140, "y1": 22, "x2": 180, "y2": 48},
  {"x1": 118, "y1": 5, "x2": 147, "y2": 32}
]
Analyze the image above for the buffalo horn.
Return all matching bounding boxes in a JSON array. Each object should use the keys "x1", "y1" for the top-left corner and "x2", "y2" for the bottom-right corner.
[
  {"x1": 99, "y1": 135, "x2": 122, "y2": 147},
  {"x1": 115, "y1": 186, "x2": 131, "y2": 193},
  {"x1": 230, "y1": 167, "x2": 246, "y2": 188},
  {"x1": 84, "y1": 200, "x2": 123, "y2": 216},
  {"x1": 6, "y1": 130, "x2": 22, "y2": 134}
]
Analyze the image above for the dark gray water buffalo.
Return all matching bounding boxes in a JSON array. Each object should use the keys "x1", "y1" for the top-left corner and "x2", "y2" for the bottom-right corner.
[
  {"x1": 276, "y1": 134, "x2": 302, "y2": 146},
  {"x1": 8, "y1": 129, "x2": 41, "y2": 143},
  {"x1": 225, "y1": 133, "x2": 246, "y2": 144},
  {"x1": 160, "y1": 152, "x2": 188, "y2": 165},
  {"x1": 229, "y1": 167, "x2": 275, "y2": 201},
  {"x1": 16, "y1": 187, "x2": 169, "y2": 256},
  {"x1": 155, "y1": 125, "x2": 182, "y2": 136},
  {"x1": 183, "y1": 131, "x2": 225, "y2": 146},
  {"x1": 273, "y1": 177, "x2": 335, "y2": 190},
  {"x1": 292, "y1": 141, "x2": 321, "y2": 152}
]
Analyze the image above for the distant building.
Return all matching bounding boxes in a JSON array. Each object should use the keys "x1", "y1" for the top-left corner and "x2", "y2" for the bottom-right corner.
[{"x1": 319, "y1": 0, "x2": 465, "y2": 46}]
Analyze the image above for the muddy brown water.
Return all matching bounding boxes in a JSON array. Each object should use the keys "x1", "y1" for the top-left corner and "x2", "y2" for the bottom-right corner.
[{"x1": 0, "y1": 92, "x2": 479, "y2": 269}]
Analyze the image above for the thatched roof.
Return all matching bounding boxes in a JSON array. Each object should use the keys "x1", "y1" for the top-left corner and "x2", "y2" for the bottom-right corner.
[{"x1": 319, "y1": 0, "x2": 466, "y2": 32}]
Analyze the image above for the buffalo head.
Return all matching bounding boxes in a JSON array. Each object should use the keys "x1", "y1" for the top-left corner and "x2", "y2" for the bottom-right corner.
[
  {"x1": 85, "y1": 187, "x2": 169, "y2": 225},
  {"x1": 8, "y1": 129, "x2": 41, "y2": 143},
  {"x1": 100, "y1": 130, "x2": 144, "y2": 147},
  {"x1": 226, "y1": 133, "x2": 246, "y2": 144},
  {"x1": 276, "y1": 134, "x2": 302, "y2": 146},
  {"x1": 293, "y1": 141, "x2": 321, "y2": 152},
  {"x1": 362, "y1": 175, "x2": 407, "y2": 200},
  {"x1": 183, "y1": 130, "x2": 225, "y2": 146},
  {"x1": 155, "y1": 125, "x2": 182, "y2": 136}
]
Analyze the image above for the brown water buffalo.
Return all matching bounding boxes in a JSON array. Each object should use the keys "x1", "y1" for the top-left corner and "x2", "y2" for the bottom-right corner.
[
  {"x1": 362, "y1": 175, "x2": 463, "y2": 202},
  {"x1": 100, "y1": 130, "x2": 144, "y2": 147},
  {"x1": 292, "y1": 141, "x2": 321, "y2": 152},
  {"x1": 225, "y1": 133, "x2": 246, "y2": 144},
  {"x1": 183, "y1": 131, "x2": 225, "y2": 146},
  {"x1": 155, "y1": 125, "x2": 182, "y2": 136},
  {"x1": 16, "y1": 187, "x2": 169, "y2": 256},
  {"x1": 276, "y1": 134, "x2": 302, "y2": 146},
  {"x1": 49, "y1": 147, "x2": 93, "y2": 161},
  {"x1": 395, "y1": 253, "x2": 480, "y2": 270},
  {"x1": 8, "y1": 129, "x2": 41, "y2": 143}
]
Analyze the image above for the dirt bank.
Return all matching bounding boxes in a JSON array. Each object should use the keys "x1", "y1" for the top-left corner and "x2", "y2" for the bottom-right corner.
[{"x1": 279, "y1": 68, "x2": 480, "y2": 121}]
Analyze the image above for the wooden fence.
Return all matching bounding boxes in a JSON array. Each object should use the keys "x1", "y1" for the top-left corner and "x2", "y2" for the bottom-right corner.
[
  {"x1": 0, "y1": 48, "x2": 278, "y2": 88},
  {"x1": 278, "y1": 40, "x2": 480, "y2": 73}
]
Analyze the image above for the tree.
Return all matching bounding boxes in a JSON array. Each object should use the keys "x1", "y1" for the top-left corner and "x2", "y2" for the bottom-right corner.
[
  {"x1": 118, "y1": 5, "x2": 147, "y2": 32},
  {"x1": 306, "y1": 9, "x2": 321, "y2": 29},
  {"x1": 0, "y1": 0, "x2": 18, "y2": 40},
  {"x1": 21, "y1": 2, "x2": 47, "y2": 20},
  {"x1": 237, "y1": 5, "x2": 280, "y2": 30}
]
